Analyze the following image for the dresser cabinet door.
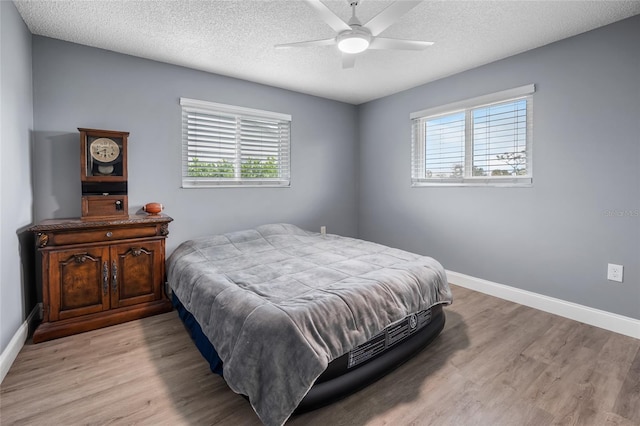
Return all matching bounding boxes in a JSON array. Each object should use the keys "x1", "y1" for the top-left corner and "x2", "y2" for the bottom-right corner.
[
  {"x1": 48, "y1": 247, "x2": 111, "y2": 321},
  {"x1": 110, "y1": 240, "x2": 163, "y2": 308}
]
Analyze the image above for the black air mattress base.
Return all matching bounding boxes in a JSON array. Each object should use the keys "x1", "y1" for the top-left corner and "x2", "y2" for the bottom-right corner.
[{"x1": 173, "y1": 294, "x2": 445, "y2": 414}]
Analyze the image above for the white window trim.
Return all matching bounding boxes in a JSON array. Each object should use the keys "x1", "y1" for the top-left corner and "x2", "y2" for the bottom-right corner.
[
  {"x1": 180, "y1": 98, "x2": 291, "y2": 188},
  {"x1": 410, "y1": 84, "x2": 535, "y2": 120},
  {"x1": 181, "y1": 98, "x2": 291, "y2": 122},
  {"x1": 411, "y1": 84, "x2": 535, "y2": 187}
]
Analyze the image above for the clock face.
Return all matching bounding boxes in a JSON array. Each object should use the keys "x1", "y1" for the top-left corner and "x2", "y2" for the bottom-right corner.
[
  {"x1": 90, "y1": 138, "x2": 120, "y2": 163},
  {"x1": 80, "y1": 129, "x2": 128, "y2": 183}
]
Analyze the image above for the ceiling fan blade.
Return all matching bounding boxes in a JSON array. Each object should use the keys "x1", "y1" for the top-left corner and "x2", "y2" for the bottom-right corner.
[
  {"x1": 303, "y1": 0, "x2": 351, "y2": 33},
  {"x1": 369, "y1": 37, "x2": 434, "y2": 51},
  {"x1": 342, "y1": 53, "x2": 356, "y2": 69},
  {"x1": 364, "y1": 1, "x2": 423, "y2": 37},
  {"x1": 275, "y1": 38, "x2": 336, "y2": 49}
]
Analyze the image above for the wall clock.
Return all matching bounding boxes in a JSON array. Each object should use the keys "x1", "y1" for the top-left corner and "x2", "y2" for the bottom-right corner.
[{"x1": 79, "y1": 128, "x2": 129, "y2": 218}]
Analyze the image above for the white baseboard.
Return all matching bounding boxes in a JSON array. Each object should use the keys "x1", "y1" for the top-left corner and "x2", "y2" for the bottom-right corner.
[
  {"x1": 0, "y1": 304, "x2": 41, "y2": 384},
  {"x1": 446, "y1": 270, "x2": 640, "y2": 340}
]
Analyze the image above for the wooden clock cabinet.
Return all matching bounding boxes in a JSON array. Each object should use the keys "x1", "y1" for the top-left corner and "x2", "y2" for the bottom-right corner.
[{"x1": 29, "y1": 214, "x2": 173, "y2": 343}]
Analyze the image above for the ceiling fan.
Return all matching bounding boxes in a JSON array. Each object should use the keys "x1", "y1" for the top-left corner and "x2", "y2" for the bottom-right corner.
[{"x1": 275, "y1": 0, "x2": 433, "y2": 69}]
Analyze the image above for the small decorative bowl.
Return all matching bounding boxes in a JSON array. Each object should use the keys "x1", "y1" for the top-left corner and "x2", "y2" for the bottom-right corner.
[{"x1": 143, "y1": 202, "x2": 163, "y2": 215}]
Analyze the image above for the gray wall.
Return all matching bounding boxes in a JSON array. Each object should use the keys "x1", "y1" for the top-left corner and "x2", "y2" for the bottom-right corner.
[
  {"x1": 0, "y1": 2, "x2": 34, "y2": 353},
  {"x1": 32, "y1": 37, "x2": 359, "y2": 255},
  {"x1": 358, "y1": 15, "x2": 640, "y2": 319}
]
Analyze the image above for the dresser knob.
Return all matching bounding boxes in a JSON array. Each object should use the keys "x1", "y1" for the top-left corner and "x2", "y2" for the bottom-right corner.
[{"x1": 106, "y1": 231, "x2": 113, "y2": 237}]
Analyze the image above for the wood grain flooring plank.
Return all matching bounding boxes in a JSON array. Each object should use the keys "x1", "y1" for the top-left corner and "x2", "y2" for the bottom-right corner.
[
  {"x1": 612, "y1": 346, "x2": 640, "y2": 424},
  {"x1": 595, "y1": 333, "x2": 640, "y2": 381}
]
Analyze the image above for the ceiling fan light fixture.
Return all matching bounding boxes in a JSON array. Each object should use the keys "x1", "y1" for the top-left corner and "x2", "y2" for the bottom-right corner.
[{"x1": 337, "y1": 32, "x2": 370, "y2": 54}]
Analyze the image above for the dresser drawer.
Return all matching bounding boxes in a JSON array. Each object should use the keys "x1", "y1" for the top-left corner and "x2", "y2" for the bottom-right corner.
[{"x1": 48, "y1": 225, "x2": 158, "y2": 246}]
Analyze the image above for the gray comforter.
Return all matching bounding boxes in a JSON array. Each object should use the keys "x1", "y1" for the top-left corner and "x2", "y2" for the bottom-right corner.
[{"x1": 167, "y1": 224, "x2": 452, "y2": 425}]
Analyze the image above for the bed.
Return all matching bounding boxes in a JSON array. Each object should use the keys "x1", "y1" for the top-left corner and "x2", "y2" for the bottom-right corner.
[{"x1": 166, "y1": 224, "x2": 452, "y2": 425}]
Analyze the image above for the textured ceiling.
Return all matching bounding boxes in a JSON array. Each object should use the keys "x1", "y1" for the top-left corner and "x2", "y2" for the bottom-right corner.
[{"x1": 14, "y1": 0, "x2": 640, "y2": 104}]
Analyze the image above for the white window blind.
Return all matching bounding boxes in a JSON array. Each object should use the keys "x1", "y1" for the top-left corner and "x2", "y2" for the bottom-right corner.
[
  {"x1": 411, "y1": 84, "x2": 534, "y2": 186},
  {"x1": 181, "y1": 98, "x2": 291, "y2": 187},
  {"x1": 424, "y1": 112, "x2": 465, "y2": 178},
  {"x1": 473, "y1": 99, "x2": 528, "y2": 177}
]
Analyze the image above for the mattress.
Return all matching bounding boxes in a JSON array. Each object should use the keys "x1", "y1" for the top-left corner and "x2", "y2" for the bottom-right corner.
[
  {"x1": 166, "y1": 223, "x2": 452, "y2": 425},
  {"x1": 173, "y1": 292, "x2": 446, "y2": 414}
]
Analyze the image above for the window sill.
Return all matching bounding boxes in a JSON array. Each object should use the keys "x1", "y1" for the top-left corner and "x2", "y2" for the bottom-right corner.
[
  {"x1": 411, "y1": 177, "x2": 532, "y2": 187},
  {"x1": 182, "y1": 180, "x2": 290, "y2": 189}
]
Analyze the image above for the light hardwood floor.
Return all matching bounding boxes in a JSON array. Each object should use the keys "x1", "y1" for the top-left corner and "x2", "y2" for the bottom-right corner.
[{"x1": 1, "y1": 285, "x2": 639, "y2": 425}]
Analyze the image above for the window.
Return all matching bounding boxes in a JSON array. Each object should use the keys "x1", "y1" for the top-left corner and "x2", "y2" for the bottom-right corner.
[
  {"x1": 411, "y1": 84, "x2": 534, "y2": 186},
  {"x1": 181, "y1": 98, "x2": 291, "y2": 187}
]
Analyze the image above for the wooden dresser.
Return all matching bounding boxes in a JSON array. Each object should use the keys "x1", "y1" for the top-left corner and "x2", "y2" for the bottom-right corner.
[{"x1": 29, "y1": 214, "x2": 173, "y2": 343}]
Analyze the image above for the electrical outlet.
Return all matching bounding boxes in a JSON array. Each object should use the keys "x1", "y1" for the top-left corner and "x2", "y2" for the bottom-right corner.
[
  {"x1": 320, "y1": 226, "x2": 326, "y2": 235},
  {"x1": 607, "y1": 263, "x2": 623, "y2": 282}
]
